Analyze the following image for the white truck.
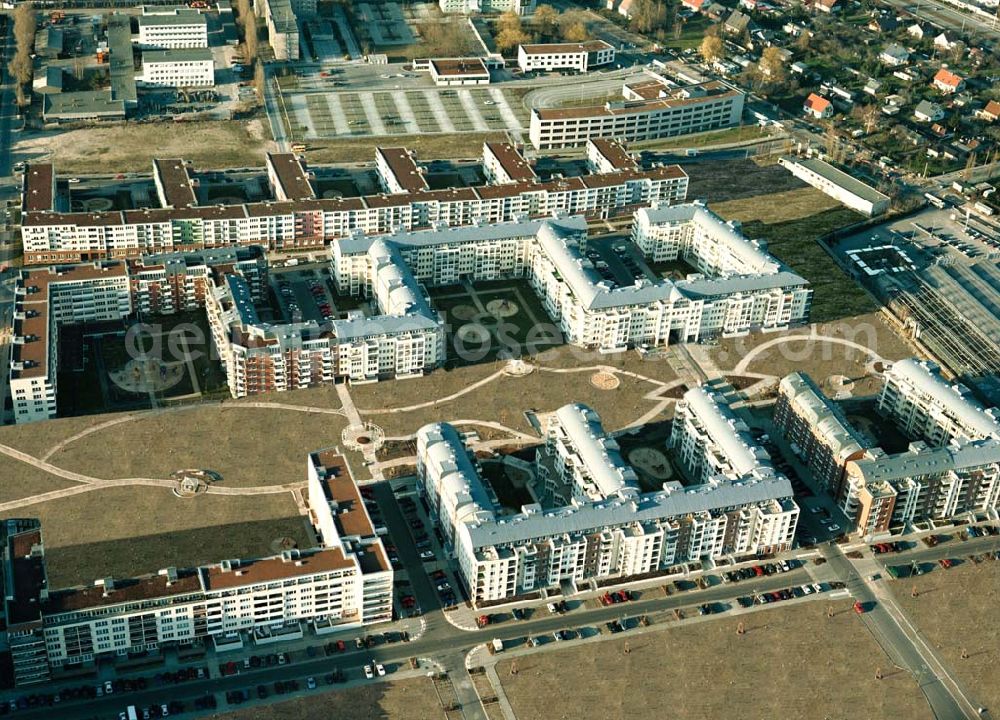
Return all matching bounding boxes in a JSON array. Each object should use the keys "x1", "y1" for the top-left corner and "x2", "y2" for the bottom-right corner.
[
  {"x1": 125, "y1": 706, "x2": 139, "y2": 720},
  {"x1": 490, "y1": 638, "x2": 503, "y2": 654}
]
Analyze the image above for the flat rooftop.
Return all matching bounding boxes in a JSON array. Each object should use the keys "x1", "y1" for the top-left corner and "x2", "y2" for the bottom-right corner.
[
  {"x1": 377, "y1": 147, "x2": 429, "y2": 193},
  {"x1": 267, "y1": 152, "x2": 316, "y2": 201},
  {"x1": 781, "y1": 156, "x2": 890, "y2": 205},
  {"x1": 535, "y1": 81, "x2": 741, "y2": 121},
  {"x1": 520, "y1": 40, "x2": 613, "y2": 54},
  {"x1": 154, "y1": 158, "x2": 198, "y2": 208},
  {"x1": 588, "y1": 138, "x2": 638, "y2": 171},
  {"x1": 142, "y1": 48, "x2": 214, "y2": 64},
  {"x1": 430, "y1": 58, "x2": 489, "y2": 77},
  {"x1": 484, "y1": 142, "x2": 536, "y2": 182},
  {"x1": 22, "y1": 164, "x2": 54, "y2": 212}
]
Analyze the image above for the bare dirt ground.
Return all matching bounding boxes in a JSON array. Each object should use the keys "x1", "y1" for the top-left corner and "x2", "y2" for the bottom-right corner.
[
  {"x1": 497, "y1": 600, "x2": 930, "y2": 720},
  {"x1": 896, "y1": 560, "x2": 1000, "y2": 715},
  {"x1": 209, "y1": 677, "x2": 443, "y2": 720},
  {"x1": 712, "y1": 186, "x2": 842, "y2": 224},
  {"x1": 15, "y1": 121, "x2": 268, "y2": 173}
]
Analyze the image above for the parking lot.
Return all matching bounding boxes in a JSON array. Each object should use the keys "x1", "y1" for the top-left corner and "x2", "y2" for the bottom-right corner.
[
  {"x1": 281, "y1": 86, "x2": 529, "y2": 140},
  {"x1": 270, "y1": 265, "x2": 369, "y2": 324}
]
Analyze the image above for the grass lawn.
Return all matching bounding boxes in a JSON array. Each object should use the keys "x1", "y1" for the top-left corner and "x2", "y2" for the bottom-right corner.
[
  {"x1": 357, "y1": 368, "x2": 659, "y2": 437},
  {"x1": 24, "y1": 487, "x2": 311, "y2": 589},
  {"x1": 896, "y1": 559, "x2": 1000, "y2": 715},
  {"x1": 15, "y1": 121, "x2": 269, "y2": 174},
  {"x1": 209, "y1": 677, "x2": 443, "y2": 720},
  {"x1": 0, "y1": 456, "x2": 79, "y2": 504},
  {"x1": 0, "y1": 413, "x2": 128, "y2": 459},
  {"x1": 498, "y1": 600, "x2": 930, "y2": 720},
  {"x1": 47, "y1": 406, "x2": 349, "y2": 487},
  {"x1": 633, "y1": 125, "x2": 771, "y2": 151},
  {"x1": 712, "y1": 187, "x2": 842, "y2": 225},
  {"x1": 707, "y1": 311, "x2": 915, "y2": 397},
  {"x1": 301, "y1": 132, "x2": 508, "y2": 164}
]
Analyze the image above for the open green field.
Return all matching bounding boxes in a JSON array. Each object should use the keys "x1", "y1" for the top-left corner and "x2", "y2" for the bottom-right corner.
[
  {"x1": 25, "y1": 487, "x2": 311, "y2": 589},
  {"x1": 733, "y1": 207, "x2": 874, "y2": 323},
  {"x1": 708, "y1": 311, "x2": 913, "y2": 397},
  {"x1": 300, "y1": 132, "x2": 508, "y2": 164},
  {"x1": 210, "y1": 676, "x2": 443, "y2": 720},
  {"x1": 897, "y1": 559, "x2": 1000, "y2": 715},
  {"x1": 357, "y1": 366, "x2": 660, "y2": 437},
  {"x1": 15, "y1": 121, "x2": 270, "y2": 174},
  {"x1": 498, "y1": 600, "x2": 930, "y2": 720},
  {"x1": 47, "y1": 405, "x2": 348, "y2": 487}
]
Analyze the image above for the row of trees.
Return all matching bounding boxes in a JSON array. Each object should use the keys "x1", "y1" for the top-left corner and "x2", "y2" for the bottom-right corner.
[
  {"x1": 8, "y1": 2, "x2": 37, "y2": 107},
  {"x1": 496, "y1": 6, "x2": 588, "y2": 54},
  {"x1": 234, "y1": 0, "x2": 263, "y2": 104}
]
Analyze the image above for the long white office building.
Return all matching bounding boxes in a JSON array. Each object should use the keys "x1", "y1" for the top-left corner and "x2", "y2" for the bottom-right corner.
[
  {"x1": 139, "y1": 49, "x2": 215, "y2": 88},
  {"x1": 2, "y1": 451, "x2": 391, "y2": 679},
  {"x1": 779, "y1": 156, "x2": 890, "y2": 217},
  {"x1": 417, "y1": 402, "x2": 798, "y2": 604},
  {"x1": 529, "y1": 79, "x2": 745, "y2": 149},
  {"x1": 137, "y1": 8, "x2": 209, "y2": 49},
  {"x1": 517, "y1": 41, "x2": 615, "y2": 73},
  {"x1": 878, "y1": 358, "x2": 1000, "y2": 447}
]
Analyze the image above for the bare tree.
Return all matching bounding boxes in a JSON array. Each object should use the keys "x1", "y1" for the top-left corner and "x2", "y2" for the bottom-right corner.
[{"x1": 699, "y1": 35, "x2": 723, "y2": 64}]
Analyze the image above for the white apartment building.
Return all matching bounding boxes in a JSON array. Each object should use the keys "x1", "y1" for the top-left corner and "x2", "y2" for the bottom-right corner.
[
  {"x1": 8, "y1": 249, "x2": 266, "y2": 424},
  {"x1": 137, "y1": 8, "x2": 209, "y2": 49},
  {"x1": 779, "y1": 156, "x2": 889, "y2": 217},
  {"x1": 529, "y1": 80, "x2": 745, "y2": 149},
  {"x1": 439, "y1": 0, "x2": 534, "y2": 14},
  {"x1": 482, "y1": 142, "x2": 537, "y2": 184},
  {"x1": 528, "y1": 203, "x2": 810, "y2": 352},
  {"x1": 517, "y1": 41, "x2": 615, "y2": 73},
  {"x1": 20, "y1": 158, "x2": 688, "y2": 265},
  {"x1": 10, "y1": 263, "x2": 132, "y2": 424},
  {"x1": 671, "y1": 386, "x2": 773, "y2": 484},
  {"x1": 139, "y1": 49, "x2": 215, "y2": 88},
  {"x1": 843, "y1": 441, "x2": 1000, "y2": 533},
  {"x1": 207, "y1": 239, "x2": 444, "y2": 396},
  {"x1": 536, "y1": 403, "x2": 640, "y2": 506},
  {"x1": 32, "y1": 450, "x2": 391, "y2": 670},
  {"x1": 376, "y1": 147, "x2": 429, "y2": 194},
  {"x1": 417, "y1": 403, "x2": 798, "y2": 604},
  {"x1": 878, "y1": 358, "x2": 1000, "y2": 447},
  {"x1": 586, "y1": 138, "x2": 638, "y2": 174}
]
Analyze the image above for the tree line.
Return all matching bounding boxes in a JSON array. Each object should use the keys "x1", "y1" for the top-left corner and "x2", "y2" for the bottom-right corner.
[{"x1": 8, "y1": 2, "x2": 37, "y2": 108}]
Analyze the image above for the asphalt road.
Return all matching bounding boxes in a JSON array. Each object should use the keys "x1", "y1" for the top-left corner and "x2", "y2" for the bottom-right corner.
[{"x1": 8, "y1": 563, "x2": 818, "y2": 720}]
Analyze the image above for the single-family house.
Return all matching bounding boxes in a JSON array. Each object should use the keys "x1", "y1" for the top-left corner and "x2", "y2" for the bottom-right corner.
[
  {"x1": 804, "y1": 93, "x2": 834, "y2": 119},
  {"x1": 932, "y1": 68, "x2": 964, "y2": 94},
  {"x1": 880, "y1": 44, "x2": 909, "y2": 66},
  {"x1": 791, "y1": 61, "x2": 808, "y2": 75},
  {"x1": 681, "y1": 0, "x2": 706, "y2": 11},
  {"x1": 813, "y1": 0, "x2": 840, "y2": 12},
  {"x1": 914, "y1": 99, "x2": 944, "y2": 123},
  {"x1": 864, "y1": 78, "x2": 882, "y2": 96},
  {"x1": 868, "y1": 14, "x2": 898, "y2": 33},
  {"x1": 976, "y1": 100, "x2": 1000, "y2": 123},
  {"x1": 723, "y1": 10, "x2": 752, "y2": 36},
  {"x1": 907, "y1": 24, "x2": 924, "y2": 39},
  {"x1": 934, "y1": 33, "x2": 956, "y2": 50}
]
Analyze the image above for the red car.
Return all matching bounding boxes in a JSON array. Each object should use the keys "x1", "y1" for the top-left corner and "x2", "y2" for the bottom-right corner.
[
  {"x1": 939, "y1": 558, "x2": 953, "y2": 569},
  {"x1": 853, "y1": 601, "x2": 865, "y2": 614}
]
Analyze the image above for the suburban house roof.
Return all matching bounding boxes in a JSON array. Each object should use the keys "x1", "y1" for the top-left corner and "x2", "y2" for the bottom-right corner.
[
  {"x1": 933, "y1": 68, "x2": 963, "y2": 89},
  {"x1": 804, "y1": 93, "x2": 832, "y2": 113}
]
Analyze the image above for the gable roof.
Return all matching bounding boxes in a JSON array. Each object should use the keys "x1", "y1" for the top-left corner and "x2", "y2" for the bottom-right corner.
[
  {"x1": 933, "y1": 67, "x2": 963, "y2": 88},
  {"x1": 804, "y1": 93, "x2": 832, "y2": 113}
]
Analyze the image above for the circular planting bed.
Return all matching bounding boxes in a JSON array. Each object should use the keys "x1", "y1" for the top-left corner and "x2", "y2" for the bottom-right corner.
[
  {"x1": 627, "y1": 448, "x2": 674, "y2": 481},
  {"x1": 590, "y1": 371, "x2": 621, "y2": 390},
  {"x1": 269, "y1": 537, "x2": 299, "y2": 554},
  {"x1": 456, "y1": 323, "x2": 491, "y2": 345},
  {"x1": 485, "y1": 298, "x2": 519, "y2": 319},
  {"x1": 451, "y1": 304, "x2": 479, "y2": 321},
  {"x1": 83, "y1": 197, "x2": 115, "y2": 212}
]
